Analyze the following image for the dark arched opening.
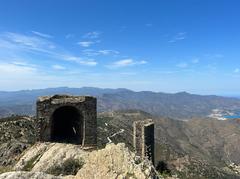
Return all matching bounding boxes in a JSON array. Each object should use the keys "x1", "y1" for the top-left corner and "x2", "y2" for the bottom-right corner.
[{"x1": 50, "y1": 106, "x2": 83, "y2": 144}]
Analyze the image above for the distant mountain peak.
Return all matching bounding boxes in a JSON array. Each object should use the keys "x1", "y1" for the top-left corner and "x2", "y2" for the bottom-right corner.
[{"x1": 175, "y1": 91, "x2": 190, "y2": 95}]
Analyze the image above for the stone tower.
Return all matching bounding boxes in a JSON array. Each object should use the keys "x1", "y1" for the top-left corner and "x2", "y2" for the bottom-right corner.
[
  {"x1": 133, "y1": 119, "x2": 154, "y2": 164},
  {"x1": 36, "y1": 95, "x2": 97, "y2": 147}
]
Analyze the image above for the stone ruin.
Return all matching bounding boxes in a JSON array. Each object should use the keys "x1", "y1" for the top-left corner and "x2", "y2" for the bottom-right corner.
[
  {"x1": 133, "y1": 119, "x2": 155, "y2": 164},
  {"x1": 36, "y1": 94, "x2": 155, "y2": 163},
  {"x1": 36, "y1": 95, "x2": 97, "y2": 147}
]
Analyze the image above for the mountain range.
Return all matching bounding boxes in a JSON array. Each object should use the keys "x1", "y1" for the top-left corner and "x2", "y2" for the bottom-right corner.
[{"x1": 1, "y1": 87, "x2": 240, "y2": 119}]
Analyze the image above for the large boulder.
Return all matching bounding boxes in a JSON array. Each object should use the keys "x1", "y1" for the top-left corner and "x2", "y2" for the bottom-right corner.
[
  {"x1": 76, "y1": 143, "x2": 156, "y2": 179},
  {"x1": 14, "y1": 142, "x2": 87, "y2": 174},
  {"x1": 3, "y1": 142, "x2": 157, "y2": 179}
]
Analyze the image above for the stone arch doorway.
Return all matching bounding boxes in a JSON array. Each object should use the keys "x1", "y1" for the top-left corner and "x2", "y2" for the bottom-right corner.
[{"x1": 50, "y1": 106, "x2": 83, "y2": 144}]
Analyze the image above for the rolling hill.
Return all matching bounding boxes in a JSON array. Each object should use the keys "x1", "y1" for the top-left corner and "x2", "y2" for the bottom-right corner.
[{"x1": 0, "y1": 87, "x2": 240, "y2": 119}]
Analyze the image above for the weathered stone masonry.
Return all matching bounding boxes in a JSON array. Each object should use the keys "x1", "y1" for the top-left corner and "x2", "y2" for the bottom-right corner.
[
  {"x1": 36, "y1": 95, "x2": 97, "y2": 147},
  {"x1": 133, "y1": 119, "x2": 155, "y2": 164}
]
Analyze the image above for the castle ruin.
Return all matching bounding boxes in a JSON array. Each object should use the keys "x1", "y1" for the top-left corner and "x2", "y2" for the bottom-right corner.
[
  {"x1": 36, "y1": 95, "x2": 97, "y2": 147},
  {"x1": 133, "y1": 119, "x2": 155, "y2": 164}
]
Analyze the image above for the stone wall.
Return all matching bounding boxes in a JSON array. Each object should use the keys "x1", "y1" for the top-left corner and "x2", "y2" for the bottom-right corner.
[
  {"x1": 133, "y1": 119, "x2": 154, "y2": 164},
  {"x1": 36, "y1": 95, "x2": 97, "y2": 147}
]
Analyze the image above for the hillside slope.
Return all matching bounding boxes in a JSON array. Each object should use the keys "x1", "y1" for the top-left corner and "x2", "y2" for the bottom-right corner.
[
  {"x1": 98, "y1": 110, "x2": 240, "y2": 178},
  {"x1": 1, "y1": 111, "x2": 240, "y2": 178}
]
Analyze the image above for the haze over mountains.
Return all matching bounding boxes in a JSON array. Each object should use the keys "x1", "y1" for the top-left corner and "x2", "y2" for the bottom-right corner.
[{"x1": 1, "y1": 87, "x2": 240, "y2": 119}]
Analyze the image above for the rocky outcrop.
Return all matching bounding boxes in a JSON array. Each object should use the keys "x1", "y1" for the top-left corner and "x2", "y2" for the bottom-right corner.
[
  {"x1": 76, "y1": 143, "x2": 155, "y2": 179},
  {"x1": 1, "y1": 142, "x2": 157, "y2": 179},
  {"x1": 0, "y1": 171, "x2": 62, "y2": 179},
  {"x1": 14, "y1": 142, "x2": 87, "y2": 173}
]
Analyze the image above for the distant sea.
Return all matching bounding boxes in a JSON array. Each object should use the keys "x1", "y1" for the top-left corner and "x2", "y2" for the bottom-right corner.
[
  {"x1": 224, "y1": 115, "x2": 240, "y2": 119},
  {"x1": 224, "y1": 112, "x2": 240, "y2": 119}
]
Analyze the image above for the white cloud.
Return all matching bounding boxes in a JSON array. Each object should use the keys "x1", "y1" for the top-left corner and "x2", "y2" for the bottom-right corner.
[
  {"x1": 79, "y1": 60, "x2": 97, "y2": 66},
  {"x1": 82, "y1": 49, "x2": 119, "y2": 56},
  {"x1": 108, "y1": 59, "x2": 147, "y2": 68},
  {"x1": 177, "y1": 62, "x2": 188, "y2": 68},
  {"x1": 83, "y1": 31, "x2": 101, "y2": 39},
  {"x1": 169, "y1": 32, "x2": 187, "y2": 43},
  {"x1": 98, "y1": 50, "x2": 119, "y2": 55},
  {"x1": 12, "y1": 61, "x2": 33, "y2": 66},
  {"x1": 63, "y1": 55, "x2": 97, "y2": 66},
  {"x1": 0, "y1": 62, "x2": 37, "y2": 74},
  {"x1": 0, "y1": 32, "x2": 98, "y2": 66},
  {"x1": 52, "y1": 65, "x2": 66, "y2": 70},
  {"x1": 77, "y1": 41, "x2": 95, "y2": 47},
  {"x1": 113, "y1": 59, "x2": 133, "y2": 67},
  {"x1": 1, "y1": 32, "x2": 56, "y2": 53},
  {"x1": 32, "y1": 31, "x2": 53, "y2": 38},
  {"x1": 234, "y1": 68, "x2": 240, "y2": 73},
  {"x1": 81, "y1": 49, "x2": 99, "y2": 56}
]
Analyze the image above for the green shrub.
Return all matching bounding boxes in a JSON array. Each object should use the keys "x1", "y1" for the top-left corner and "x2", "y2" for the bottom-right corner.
[
  {"x1": 22, "y1": 154, "x2": 40, "y2": 171},
  {"x1": 47, "y1": 158, "x2": 84, "y2": 176},
  {"x1": 0, "y1": 166, "x2": 12, "y2": 174}
]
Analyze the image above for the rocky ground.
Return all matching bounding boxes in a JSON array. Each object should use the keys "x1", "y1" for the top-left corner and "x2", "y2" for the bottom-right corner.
[
  {"x1": 0, "y1": 116, "x2": 36, "y2": 173},
  {"x1": 0, "y1": 142, "x2": 158, "y2": 179},
  {"x1": 0, "y1": 115, "x2": 164, "y2": 179},
  {"x1": 2, "y1": 112, "x2": 240, "y2": 178}
]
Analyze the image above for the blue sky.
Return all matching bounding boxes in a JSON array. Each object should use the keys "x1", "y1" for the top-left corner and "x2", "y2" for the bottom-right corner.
[{"x1": 0, "y1": 0, "x2": 240, "y2": 95}]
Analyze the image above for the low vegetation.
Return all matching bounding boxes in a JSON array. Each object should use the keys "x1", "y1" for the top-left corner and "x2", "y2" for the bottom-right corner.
[
  {"x1": 22, "y1": 154, "x2": 41, "y2": 171},
  {"x1": 0, "y1": 166, "x2": 12, "y2": 174},
  {"x1": 46, "y1": 158, "x2": 84, "y2": 176}
]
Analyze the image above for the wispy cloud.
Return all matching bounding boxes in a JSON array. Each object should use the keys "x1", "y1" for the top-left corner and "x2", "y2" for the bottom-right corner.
[
  {"x1": 31, "y1": 31, "x2": 53, "y2": 38},
  {"x1": 63, "y1": 55, "x2": 97, "y2": 66},
  {"x1": 77, "y1": 41, "x2": 95, "y2": 47},
  {"x1": 0, "y1": 62, "x2": 37, "y2": 74},
  {"x1": 169, "y1": 32, "x2": 187, "y2": 43},
  {"x1": 98, "y1": 50, "x2": 119, "y2": 55},
  {"x1": 107, "y1": 59, "x2": 147, "y2": 68},
  {"x1": 78, "y1": 31, "x2": 101, "y2": 47},
  {"x1": 1, "y1": 32, "x2": 56, "y2": 53},
  {"x1": 0, "y1": 32, "x2": 98, "y2": 67},
  {"x1": 82, "y1": 49, "x2": 119, "y2": 56},
  {"x1": 52, "y1": 64, "x2": 66, "y2": 70},
  {"x1": 83, "y1": 31, "x2": 101, "y2": 39},
  {"x1": 176, "y1": 58, "x2": 200, "y2": 69}
]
